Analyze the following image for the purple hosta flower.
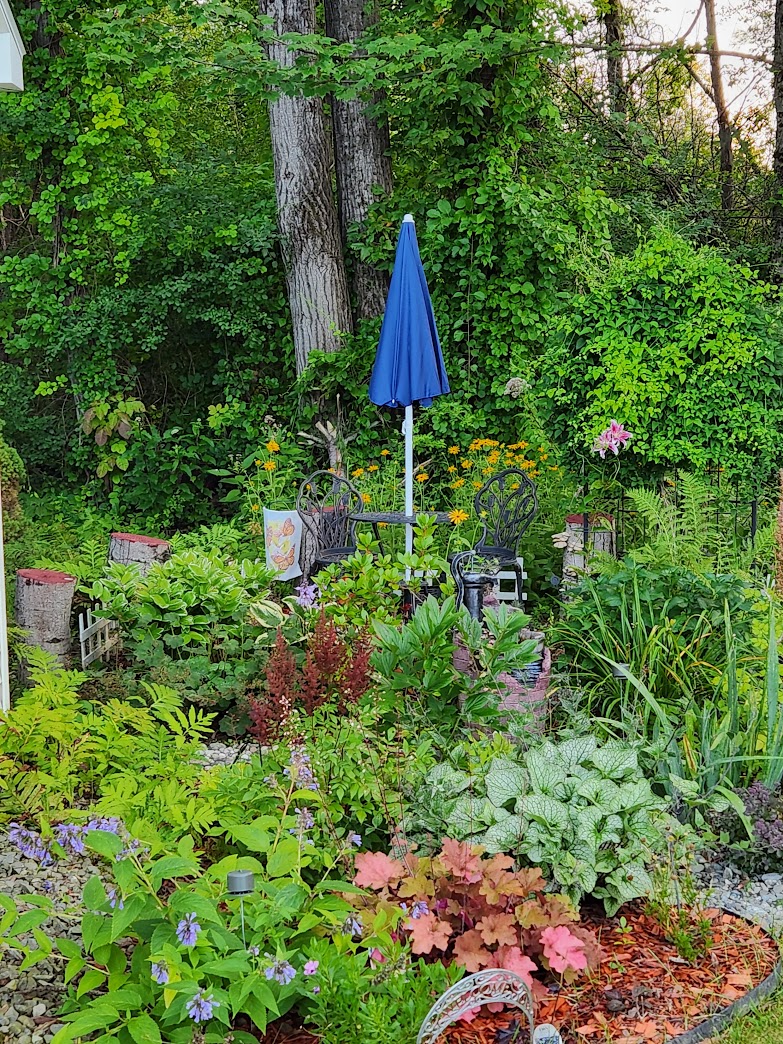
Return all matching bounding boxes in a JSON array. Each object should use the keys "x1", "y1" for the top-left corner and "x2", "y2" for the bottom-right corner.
[
  {"x1": 303, "y1": 960, "x2": 319, "y2": 976},
  {"x1": 176, "y1": 913, "x2": 201, "y2": 947},
  {"x1": 8, "y1": 824, "x2": 53, "y2": 866},
  {"x1": 347, "y1": 833, "x2": 362, "y2": 848},
  {"x1": 592, "y1": 420, "x2": 632, "y2": 459},
  {"x1": 107, "y1": 888, "x2": 124, "y2": 911},
  {"x1": 410, "y1": 900, "x2": 430, "y2": 920},
  {"x1": 284, "y1": 748, "x2": 318, "y2": 791},
  {"x1": 295, "y1": 581, "x2": 319, "y2": 609},
  {"x1": 264, "y1": 959, "x2": 296, "y2": 985},
  {"x1": 186, "y1": 991, "x2": 219, "y2": 1024},
  {"x1": 53, "y1": 823, "x2": 87, "y2": 856},
  {"x1": 341, "y1": 914, "x2": 363, "y2": 938},
  {"x1": 151, "y1": 961, "x2": 169, "y2": 985}
]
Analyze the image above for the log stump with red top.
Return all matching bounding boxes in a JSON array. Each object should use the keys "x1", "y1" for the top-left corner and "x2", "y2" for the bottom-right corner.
[
  {"x1": 15, "y1": 569, "x2": 77, "y2": 664},
  {"x1": 108, "y1": 532, "x2": 171, "y2": 576}
]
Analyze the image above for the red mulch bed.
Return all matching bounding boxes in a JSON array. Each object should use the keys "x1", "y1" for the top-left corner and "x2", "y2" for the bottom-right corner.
[
  {"x1": 247, "y1": 904, "x2": 780, "y2": 1044},
  {"x1": 443, "y1": 903, "x2": 779, "y2": 1044}
]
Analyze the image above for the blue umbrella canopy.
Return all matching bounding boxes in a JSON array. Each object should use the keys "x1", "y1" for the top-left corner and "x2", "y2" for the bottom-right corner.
[{"x1": 369, "y1": 215, "x2": 450, "y2": 409}]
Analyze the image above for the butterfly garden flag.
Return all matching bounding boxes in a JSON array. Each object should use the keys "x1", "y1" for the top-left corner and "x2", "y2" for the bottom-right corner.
[{"x1": 263, "y1": 508, "x2": 303, "y2": 581}]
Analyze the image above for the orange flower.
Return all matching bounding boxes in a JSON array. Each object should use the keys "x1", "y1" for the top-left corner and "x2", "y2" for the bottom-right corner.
[
  {"x1": 416, "y1": 473, "x2": 428, "y2": 483},
  {"x1": 448, "y1": 509, "x2": 469, "y2": 525},
  {"x1": 266, "y1": 439, "x2": 280, "y2": 453},
  {"x1": 351, "y1": 467, "x2": 364, "y2": 478},
  {"x1": 263, "y1": 460, "x2": 276, "y2": 471},
  {"x1": 448, "y1": 446, "x2": 460, "y2": 455}
]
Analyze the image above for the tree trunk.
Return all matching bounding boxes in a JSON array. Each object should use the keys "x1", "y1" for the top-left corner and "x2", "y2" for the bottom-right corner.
[
  {"x1": 15, "y1": 569, "x2": 76, "y2": 665},
  {"x1": 108, "y1": 532, "x2": 171, "y2": 576},
  {"x1": 262, "y1": 0, "x2": 353, "y2": 374},
  {"x1": 603, "y1": 0, "x2": 626, "y2": 115},
  {"x1": 704, "y1": 0, "x2": 733, "y2": 211},
  {"x1": 324, "y1": 0, "x2": 393, "y2": 321},
  {"x1": 772, "y1": 0, "x2": 783, "y2": 273}
]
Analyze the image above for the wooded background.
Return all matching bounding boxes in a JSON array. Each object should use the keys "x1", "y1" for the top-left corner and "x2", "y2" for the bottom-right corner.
[{"x1": 1, "y1": 0, "x2": 782, "y2": 526}]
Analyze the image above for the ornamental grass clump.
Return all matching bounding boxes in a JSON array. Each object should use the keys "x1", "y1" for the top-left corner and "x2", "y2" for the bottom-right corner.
[{"x1": 348, "y1": 840, "x2": 601, "y2": 996}]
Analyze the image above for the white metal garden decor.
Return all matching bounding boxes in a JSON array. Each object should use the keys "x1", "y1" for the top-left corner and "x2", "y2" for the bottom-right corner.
[
  {"x1": 79, "y1": 608, "x2": 120, "y2": 669},
  {"x1": 416, "y1": 969, "x2": 563, "y2": 1044}
]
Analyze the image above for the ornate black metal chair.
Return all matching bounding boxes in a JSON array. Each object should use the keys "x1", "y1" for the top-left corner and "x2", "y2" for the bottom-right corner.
[
  {"x1": 456, "y1": 468, "x2": 538, "y2": 607},
  {"x1": 297, "y1": 471, "x2": 363, "y2": 575}
]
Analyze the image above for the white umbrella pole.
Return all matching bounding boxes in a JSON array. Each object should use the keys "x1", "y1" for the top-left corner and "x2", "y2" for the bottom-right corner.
[
  {"x1": 0, "y1": 475, "x2": 10, "y2": 713},
  {"x1": 404, "y1": 405, "x2": 414, "y2": 581}
]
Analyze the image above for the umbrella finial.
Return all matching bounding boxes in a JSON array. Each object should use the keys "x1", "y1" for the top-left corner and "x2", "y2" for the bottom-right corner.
[{"x1": 403, "y1": 213, "x2": 414, "y2": 223}]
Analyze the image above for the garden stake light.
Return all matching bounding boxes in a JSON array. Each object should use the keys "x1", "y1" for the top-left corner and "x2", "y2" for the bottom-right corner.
[{"x1": 227, "y1": 870, "x2": 255, "y2": 948}]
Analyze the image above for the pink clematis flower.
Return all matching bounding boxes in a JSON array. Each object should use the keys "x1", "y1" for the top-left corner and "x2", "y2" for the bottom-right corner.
[{"x1": 592, "y1": 420, "x2": 631, "y2": 459}]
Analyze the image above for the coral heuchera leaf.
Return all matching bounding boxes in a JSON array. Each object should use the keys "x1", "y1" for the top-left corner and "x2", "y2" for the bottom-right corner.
[
  {"x1": 439, "y1": 838, "x2": 484, "y2": 882},
  {"x1": 540, "y1": 924, "x2": 588, "y2": 974},
  {"x1": 492, "y1": 945, "x2": 537, "y2": 987},
  {"x1": 452, "y1": 929, "x2": 493, "y2": 972},
  {"x1": 477, "y1": 912, "x2": 518, "y2": 947},
  {"x1": 353, "y1": 851, "x2": 406, "y2": 889},
  {"x1": 406, "y1": 912, "x2": 453, "y2": 954}
]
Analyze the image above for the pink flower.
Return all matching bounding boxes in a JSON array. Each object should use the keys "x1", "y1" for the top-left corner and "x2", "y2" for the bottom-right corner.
[
  {"x1": 540, "y1": 925, "x2": 587, "y2": 974},
  {"x1": 303, "y1": 960, "x2": 319, "y2": 976},
  {"x1": 592, "y1": 420, "x2": 631, "y2": 459}
]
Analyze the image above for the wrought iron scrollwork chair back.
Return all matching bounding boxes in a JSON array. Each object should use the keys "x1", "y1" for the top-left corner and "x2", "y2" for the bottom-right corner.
[
  {"x1": 468, "y1": 467, "x2": 538, "y2": 604},
  {"x1": 296, "y1": 470, "x2": 363, "y2": 575}
]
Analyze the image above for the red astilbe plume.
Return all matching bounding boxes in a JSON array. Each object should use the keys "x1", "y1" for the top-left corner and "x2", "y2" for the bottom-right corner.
[
  {"x1": 311, "y1": 610, "x2": 347, "y2": 695},
  {"x1": 248, "y1": 629, "x2": 299, "y2": 747},
  {"x1": 300, "y1": 651, "x2": 321, "y2": 716},
  {"x1": 340, "y1": 633, "x2": 373, "y2": 710}
]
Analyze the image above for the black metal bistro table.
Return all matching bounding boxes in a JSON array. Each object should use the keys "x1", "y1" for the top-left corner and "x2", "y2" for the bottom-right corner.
[{"x1": 349, "y1": 509, "x2": 456, "y2": 547}]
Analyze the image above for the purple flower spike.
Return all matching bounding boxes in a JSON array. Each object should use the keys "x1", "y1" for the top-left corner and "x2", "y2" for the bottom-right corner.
[
  {"x1": 107, "y1": 888, "x2": 124, "y2": 911},
  {"x1": 186, "y1": 991, "x2": 219, "y2": 1023},
  {"x1": 295, "y1": 581, "x2": 319, "y2": 608},
  {"x1": 176, "y1": 912, "x2": 201, "y2": 947},
  {"x1": 264, "y1": 959, "x2": 296, "y2": 985},
  {"x1": 151, "y1": 961, "x2": 169, "y2": 985}
]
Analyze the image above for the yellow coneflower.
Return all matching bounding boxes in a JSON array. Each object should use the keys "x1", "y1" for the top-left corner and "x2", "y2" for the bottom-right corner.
[
  {"x1": 362, "y1": 493, "x2": 371, "y2": 504},
  {"x1": 266, "y1": 439, "x2": 280, "y2": 453},
  {"x1": 448, "y1": 509, "x2": 469, "y2": 525},
  {"x1": 448, "y1": 446, "x2": 460, "y2": 455},
  {"x1": 251, "y1": 503, "x2": 260, "y2": 511},
  {"x1": 473, "y1": 481, "x2": 482, "y2": 489},
  {"x1": 368, "y1": 464, "x2": 379, "y2": 472},
  {"x1": 461, "y1": 459, "x2": 472, "y2": 469},
  {"x1": 263, "y1": 460, "x2": 276, "y2": 472},
  {"x1": 380, "y1": 449, "x2": 390, "y2": 456},
  {"x1": 448, "y1": 465, "x2": 457, "y2": 473},
  {"x1": 416, "y1": 473, "x2": 428, "y2": 483},
  {"x1": 351, "y1": 467, "x2": 364, "y2": 478},
  {"x1": 254, "y1": 459, "x2": 262, "y2": 467},
  {"x1": 451, "y1": 478, "x2": 466, "y2": 488}
]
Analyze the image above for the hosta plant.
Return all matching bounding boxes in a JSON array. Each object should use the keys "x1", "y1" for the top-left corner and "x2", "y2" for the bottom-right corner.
[
  {"x1": 409, "y1": 736, "x2": 670, "y2": 914},
  {"x1": 348, "y1": 840, "x2": 601, "y2": 995}
]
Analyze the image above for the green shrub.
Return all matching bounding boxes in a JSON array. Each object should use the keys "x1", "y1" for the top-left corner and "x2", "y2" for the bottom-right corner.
[{"x1": 540, "y1": 228, "x2": 783, "y2": 482}]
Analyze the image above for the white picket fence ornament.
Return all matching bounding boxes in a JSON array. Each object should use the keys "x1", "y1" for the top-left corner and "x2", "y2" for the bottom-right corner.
[{"x1": 78, "y1": 608, "x2": 119, "y2": 668}]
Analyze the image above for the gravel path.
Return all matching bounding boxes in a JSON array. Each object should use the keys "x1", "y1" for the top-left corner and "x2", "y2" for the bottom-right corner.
[{"x1": 0, "y1": 837, "x2": 108, "y2": 1044}]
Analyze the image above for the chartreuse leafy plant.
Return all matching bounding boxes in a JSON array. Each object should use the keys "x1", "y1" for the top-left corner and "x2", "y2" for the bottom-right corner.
[
  {"x1": 410, "y1": 736, "x2": 670, "y2": 915},
  {"x1": 348, "y1": 840, "x2": 600, "y2": 988},
  {"x1": 0, "y1": 649, "x2": 212, "y2": 829},
  {"x1": 0, "y1": 822, "x2": 389, "y2": 1043}
]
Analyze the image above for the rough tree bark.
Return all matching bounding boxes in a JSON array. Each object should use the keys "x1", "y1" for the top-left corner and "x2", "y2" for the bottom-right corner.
[
  {"x1": 772, "y1": 0, "x2": 783, "y2": 273},
  {"x1": 603, "y1": 0, "x2": 626, "y2": 115},
  {"x1": 324, "y1": 0, "x2": 393, "y2": 321},
  {"x1": 262, "y1": 0, "x2": 353, "y2": 375},
  {"x1": 704, "y1": 0, "x2": 734, "y2": 211}
]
